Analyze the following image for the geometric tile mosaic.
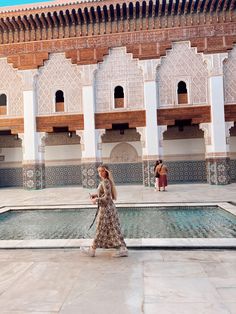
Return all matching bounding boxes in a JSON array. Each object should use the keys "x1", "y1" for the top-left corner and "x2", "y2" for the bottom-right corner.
[
  {"x1": 230, "y1": 159, "x2": 236, "y2": 182},
  {"x1": 23, "y1": 163, "x2": 45, "y2": 190},
  {"x1": 206, "y1": 158, "x2": 230, "y2": 185},
  {"x1": 45, "y1": 165, "x2": 82, "y2": 187},
  {"x1": 0, "y1": 168, "x2": 23, "y2": 187},
  {"x1": 167, "y1": 160, "x2": 207, "y2": 183},
  {"x1": 108, "y1": 162, "x2": 143, "y2": 185},
  {"x1": 1, "y1": 159, "x2": 236, "y2": 188},
  {"x1": 81, "y1": 163, "x2": 100, "y2": 189}
]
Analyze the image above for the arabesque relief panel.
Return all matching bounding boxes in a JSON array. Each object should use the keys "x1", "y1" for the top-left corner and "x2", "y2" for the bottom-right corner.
[
  {"x1": 95, "y1": 47, "x2": 144, "y2": 112},
  {"x1": 37, "y1": 53, "x2": 82, "y2": 115},
  {"x1": 157, "y1": 42, "x2": 208, "y2": 107},
  {"x1": 0, "y1": 58, "x2": 23, "y2": 116},
  {"x1": 224, "y1": 45, "x2": 236, "y2": 105}
]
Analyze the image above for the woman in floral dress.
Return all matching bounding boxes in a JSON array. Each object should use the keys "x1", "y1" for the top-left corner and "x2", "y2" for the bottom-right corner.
[{"x1": 81, "y1": 165, "x2": 128, "y2": 258}]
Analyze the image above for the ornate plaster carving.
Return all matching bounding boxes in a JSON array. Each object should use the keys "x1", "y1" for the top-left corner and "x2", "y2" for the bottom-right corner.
[
  {"x1": 19, "y1": 69, "x2": 38, "y2": 91},
  {"x1": 76, "y1": 130, "x2": 84, "y2": 151},
  {"x1": 37, "y1": 53, "x2": 82, "y2": 115},
  {"x1": 95, "y1": 47, "x2": 144, "y2": 112},
  {"x1": 110, "y1": 142, "x2": 138, "y2": 163},
  {"x1": 139, "y1": 59, "x2": 160, "y2": 81},
  {"x1": 203, "y1": 53, "x2": 228, "y2": 76},
  {"x1": 157, "y1": 41, "x2": 208, "y2": 107},
  {"x1": 158, "y1": 125, "x2": 167, "y2": 147},
  {"x1": 136, "y1": 127, "x2": 146, "y2": 148},
  {"x1": 199, "y1": 123, "x2": 212, "y2": 145},
  {"x1": 0, "y1": 58, "x2": 23, "y2": 116},
  {"x1": 79, "y1": 64, "x2": 97, "y2": 86},
  {"x1": 223, "y1": 45, "x2": 236, "y2": 104},
  {"x1": 225, "y1": 121, "x2": 234, "y2": 145}
]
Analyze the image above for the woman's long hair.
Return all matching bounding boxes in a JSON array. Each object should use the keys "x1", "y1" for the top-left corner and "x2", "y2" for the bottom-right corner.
[{"x1": 99, "y1": 165, "x2": 117, "y2": 200}]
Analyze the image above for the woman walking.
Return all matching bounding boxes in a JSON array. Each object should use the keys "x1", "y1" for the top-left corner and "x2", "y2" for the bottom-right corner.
[{"x1": 81, "y1": 165, "x2": 128, "y2": 258}]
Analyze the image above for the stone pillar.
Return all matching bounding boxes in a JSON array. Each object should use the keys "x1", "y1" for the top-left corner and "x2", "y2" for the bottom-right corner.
[
  {"x1": 138, "y1": 59, "x2": 161, "y2": 186},
  {"x1": 203, "y1": 53, "x2": 231, "y2": 184},
  {"x1": 19, "y1": 70, "x2": 46, "y2": 189},
  {"x1": 79, "y1": 64, "x2": 104, "y2": 188}
]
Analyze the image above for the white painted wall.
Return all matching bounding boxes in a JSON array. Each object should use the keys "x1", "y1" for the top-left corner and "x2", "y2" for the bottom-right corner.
[
  {"x1": 1, "y1": 148, "x2": 22, "y2": 162},
  {"x1": 163, "y1": 139, "x2": 205, "y2": 157},
  {"x1": 45, "y1": 145, "x2": 81, "y2": 160}
]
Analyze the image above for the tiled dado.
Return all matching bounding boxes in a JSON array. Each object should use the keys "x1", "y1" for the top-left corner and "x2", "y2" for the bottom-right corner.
[
  {"x1": 106, "y1": 163, "x2": 143, "y2": 185},
  {"x1": 144, "y1": 160, "x2": 207, "y2": 187},
  {"x1": 143, "y1": 160, "x2": 157, "y2": 187},
  {"x1": 0, "y1": 168, "x2": 22, "y2": 187},
  {"x1": 230, "y1": 159, "x2": 236, "y2": 182},
  {"x1": 167, "y1": 160, "x2": 207, "y2": 183},
  {"x1": 23, "y1": 164, "x2": 45, "y2": 190},
  {"x1": 206, "y1": 158, "x2": 231, "y2": 185},
  {"x1": 1, "y1": 159, "x2": 235, "y2": 188},
  {"x1": 81, "y1": 163, "x2": 101, "y2": 189},
  {"x1": 45, "y1": 165, "x2": 82, "y2": 187}
]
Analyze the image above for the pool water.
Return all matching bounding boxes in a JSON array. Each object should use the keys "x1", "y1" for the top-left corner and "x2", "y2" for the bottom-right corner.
[{"x1": 0, "y1": 206, "x2": 235, "y2": 240}]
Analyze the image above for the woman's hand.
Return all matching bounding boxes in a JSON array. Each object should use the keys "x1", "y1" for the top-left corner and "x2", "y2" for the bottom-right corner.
[{"x1": 91, "y1": 197, "x2": 97, "y2": 205}]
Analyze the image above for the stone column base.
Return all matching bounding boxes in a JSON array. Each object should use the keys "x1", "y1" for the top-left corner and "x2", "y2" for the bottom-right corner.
[
  {"x1": 206, "y1": 157, "x2": 230, "y2": 185},
  {"x1": 143, "y1": 160, "x2": 156, "y2": 187},
  {"x1": 23, "y1": 163, "x2": 45, "y2": 190},
  {"x1": 81, "y1": 162, "x2": 101, "y2": 189}
]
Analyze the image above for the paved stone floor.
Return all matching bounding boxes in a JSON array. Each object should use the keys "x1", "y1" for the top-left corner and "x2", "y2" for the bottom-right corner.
[{"x1": 0, "y1": 183, "x2": 235, "y2": 313}]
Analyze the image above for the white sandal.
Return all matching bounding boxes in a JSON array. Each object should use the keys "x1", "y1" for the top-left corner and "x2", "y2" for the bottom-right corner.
[
  {"x1": 80, "y1": 246, "x2": 96, "y2": 257},
  {"x1": 113, "y1": 248, "x2": 128, "y2": 258}
]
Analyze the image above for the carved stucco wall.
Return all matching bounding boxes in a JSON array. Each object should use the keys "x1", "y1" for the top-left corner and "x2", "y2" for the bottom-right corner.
[
  {"x1": 110, "y1": 142, "x2": 139, "y2": 163},
  {"x1": 37, "y1": 53, "x2": 82, "y2": 115},
  {"x1": 157, "y1": 42, "x2": 208, "y2": 107},
  {"x1": 224, "y1": 45, "x2": 236, "y2": 104},
  {"x1": 95, "y1": 47, "x2": 144, "y2": 112},
  {"x1": 0, "y1": 58, "x2": 23, "y2": 116}
]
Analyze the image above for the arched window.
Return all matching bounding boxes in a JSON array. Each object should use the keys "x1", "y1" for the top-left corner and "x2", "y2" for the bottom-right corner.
[
  {"x1": 114, "y1": 86, "x2": 124, "y2": 108},
  {"x1": 177, "y1": 81, "x2": 188, "y2": 104},
  {"x1": 55, "y1": 90, "x2": 64, "y2": 112},
  {"x1": 0, "y1": 94, "x2": 7, "y2": 115}
]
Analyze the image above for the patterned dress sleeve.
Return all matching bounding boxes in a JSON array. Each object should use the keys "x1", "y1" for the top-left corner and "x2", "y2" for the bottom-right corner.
[{"x1": 97, "y1": 179, "x2": 112, "y2": 207}]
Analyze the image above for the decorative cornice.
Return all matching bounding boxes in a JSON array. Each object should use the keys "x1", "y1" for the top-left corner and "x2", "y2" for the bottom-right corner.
[{"x1": 0, "y1": 0, "x2": 235, "y2": 43}]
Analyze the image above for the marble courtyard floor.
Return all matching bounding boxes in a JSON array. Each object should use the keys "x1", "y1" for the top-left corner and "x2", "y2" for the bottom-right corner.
[{"x1": 0, "y1": 183, "x2": 235, "y2": 313}]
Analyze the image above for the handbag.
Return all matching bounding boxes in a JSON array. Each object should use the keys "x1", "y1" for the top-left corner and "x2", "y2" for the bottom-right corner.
[{"x1": 155, "y1": 164, "x2": 163, "y2": 178}]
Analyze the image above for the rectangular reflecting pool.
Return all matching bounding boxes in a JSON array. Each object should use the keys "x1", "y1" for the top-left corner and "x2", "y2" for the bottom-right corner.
[{"x1": 0, "y1": 205, "x2": 236, "y2": 240}]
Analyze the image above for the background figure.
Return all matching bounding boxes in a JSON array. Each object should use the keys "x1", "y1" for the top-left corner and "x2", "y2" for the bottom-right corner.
[
  {"x1": 154, "y1": 160, "x2": 160, "y2": 191},
  {"x1": 156, "y1": 160, "x2": 168, "y2": 191},
  {"x1": 81, "y1": 165, "x2": 128, "y2": 258}
]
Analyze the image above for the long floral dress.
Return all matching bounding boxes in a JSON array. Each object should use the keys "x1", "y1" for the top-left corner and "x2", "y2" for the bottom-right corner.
[{"x1": 93, "y1": 178, "x2": 126, "y2": 249}]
